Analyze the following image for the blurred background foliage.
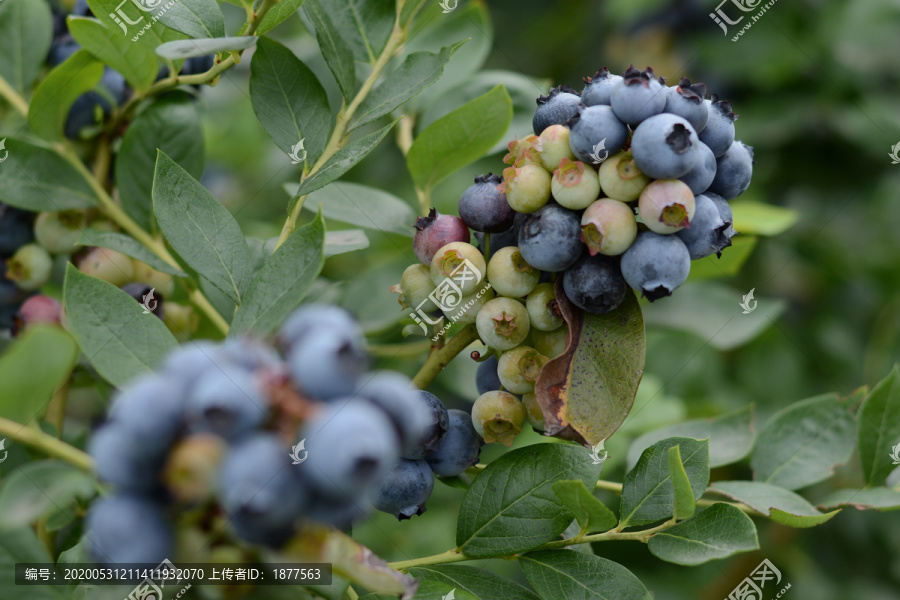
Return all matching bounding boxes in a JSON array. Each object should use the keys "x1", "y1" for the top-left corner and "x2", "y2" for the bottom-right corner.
[{"x1": 18, "y1": 0, "x2": 898, "y2": 597}]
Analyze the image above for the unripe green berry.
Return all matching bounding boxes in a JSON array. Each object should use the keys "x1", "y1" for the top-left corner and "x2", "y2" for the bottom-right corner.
[
  {"x1": 503, "y1": 135, "x2": 542, "y2": 167},
  {"x1": 163, "y1": 302, "x2": 199, "y2": 342},
  {"x1": 537, "y1": 124, "x2": 576, "y2": 171},
  {"x1": 163, "y1": 433, "x2": 227, "y2": 503},
  {"x1": 638, "y1": 179, "x2": 696, "y2": 234},
  {"x1": 34, "y1": 211, "x2": 85, "y2": 254},
  {"x1": 500, "y1": 164, "x2": 551, "y2": 213},
  {"x1": 471, "y1": 390, "x2": 526, "y2": 446},
  {"x1": 397, "y1": 263, "x2": 438, "y2": 312},
  {"x1": 526, "y1": 282, "x2": 563, "y2": 331},
  {"x1": 498, "y1": 345, "x2": 549, "y2": 394},
  {"x1": 429, "y1": 242, "x2": 486, "y2": 296},
  {"x1": 486, "y1": 246, "x2": 539, "y2": 298},
  {"x1": 475, "y1": 297, "x2": 530, "y2": 351},
  {"x1": 598, "y1": 149, "x2": 651, "y2": 202},
  {"x1": 521, "y1": 393, "x2": 545, "y2": 432},
  {"x1": 78, "y1": 247, "x2": 134, "y2": 287},
  {"x1": 6, "y1": 244, "x2": 53, "y2": 291},
  {"x1": 580, "y1": 199, "x2": 638, "y2": 256},
  {"x1": 447, "y1": 285, "x2": 495, "y2": 325},
  {"x1": 533, "y1": 324, "x2": 568, "y2": 359},
  {"x1": 551, "y1": 158, "x2": 601, "y2": 210},
  {"x1": 132, "y1": 259, "x2": 175, "y2": 297}
]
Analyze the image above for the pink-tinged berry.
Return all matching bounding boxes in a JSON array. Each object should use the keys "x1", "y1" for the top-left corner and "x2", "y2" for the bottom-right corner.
[
  {"x1": 78, "y1": 247, "x2": 135, "y2": 287},
  {"x1": 580, "y1": 199, "x2": 638, "y2": 256},
  {"x1": 598, "y1": 149, "x2": 651, "y2": 202},
  {"x1": 503, "y1": 135, "x2": 541, "y2": 167},
  {"x1": 471, "y1": 390, "x2": 526, "y2": 446},
  {"x1": 499, "y1": 164, "x2": 551, "y2": 214},
  {"x1": 551, "y1": 158, "x2": 601, "y2": 210},
  {"x1": 413, "y1": 208, "x2": 470, "y2": 265},
  {"x1": 638, "y1": 179, "x2": 696, "y2": 234},
  {"x1": 536, "y1": 124, "x2": 576, "y2": 171},
  {"x1": 13, "y1": 295, "x2": 62, "y2": 335}
]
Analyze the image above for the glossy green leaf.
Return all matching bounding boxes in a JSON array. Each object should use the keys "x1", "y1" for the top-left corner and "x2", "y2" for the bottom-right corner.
[
  {"x1": 303, "y1": 0, "x2": 355, "y2": 101},
  {"x1": 156, "y1": 36, "x2": 256, "y2": 59},
  {"x1": 63, "y1": 264, "x2": 179, "y2": 387},
  {"x1": 0, "y1": 461, "x2": 95, "y2": 529},
  {"x1": 294, "y1": 119, "x2": 400, "y2": 198},
  {"x1": 407, "y1": 565, "x2": 541, "y2": 600},
  {"x1": 407, "y1": 85, "x2": 512, "y2": 196},
  {"x1": 751, "y1": 393, "x2": 856, "y2": 490},
  {"x1": 456, "y1": 443, "x2": 604, "y2": 557},
  {"x1": 0, "y1": 0, "x2": 54, "y2": 93},
  {"x1": 87, "y1": 0, "x2": 186, "y2": 52},
  {"x1": 687, "y1": 235, "x2": 758, "y2": 281},
  {"x1": 117, "y1": 92, "x2": 205, "y2": 230},
  {"x1": 0, "y1": 139, "x2": 98, "y2": 211},
  {"x1": 520, "y1": 550, "x2": 652, "y2": 600},
  {"x1": 818, "y1": 487, "x2": 900, "y2": 512},
  {"x1": 76, "y1": 230, "x2": 186, "y2": 277},
  {"x1": 709, "y1": 481, "x2": 839, "y2": 527},
  {"x1": 250, "y1": 37, "x2": 332, "y2": 164},
  {"x1": 256, "y1": 0, "x2": 305, "y2": 35},
  {"x1": 627, "y1": 405, "x2": 755, "y2": 470},
  {"x1": 152, "y1": 151, "x2": 253, "y2": 304},
  {"x1": 858, "y1": 366, "x2": 900, "y2": 486},
  {"x1": 350, "y1": 42, "x2": 467, "y2": 130},
  {"x1": 535, "y1": 285, "x2": 645, "y2": 446},
  {"x1": 317, "y1": 0, "x2": 395, "y2": 64},
  {"x1": 647, "y1": 504, "x2": 759, "y2": 566},
  {"x1": 229, "y1": 213, "x2": 325, "y2": 337},
  {"x1": 28, "y1": 49, "x2": 104, "y2": 141},
  {"x1": 154, "y1": 0, "x2": 224, "y2": 39},
  {"x1": 669, "y1": 445, "x2": 696, "y2": 520},
  {"x1": 619, "y1": 437, "x2": 709, "y2": 529},
  {"x1": 731, "y1": 200, "x2": 798, "y2": 236},
  {"x1": 284, "y1": 181, "x2": 415, "y2": 237},
  {"x1": 68, "y1": 17, "x2": 158, "y2": 91},
  {"x1": 551, "y1": 480, "x2": 618, "y2": 535},
  {"x1": 0, "y1": 327, "x2": 78, "y2": 425}
]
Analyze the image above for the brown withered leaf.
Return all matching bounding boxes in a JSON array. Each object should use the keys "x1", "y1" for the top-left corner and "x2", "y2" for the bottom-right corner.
[{"x1": 534, "y1": 278, "x2": 646, "y2": 447}]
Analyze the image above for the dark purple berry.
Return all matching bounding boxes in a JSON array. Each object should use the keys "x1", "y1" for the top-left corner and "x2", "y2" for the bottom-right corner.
[
  {"x1": 413, "y1": 208, "x2": 470, "y2": 265},
  {"x1": 562, "y1": 252, "x2": 628, "y2": 314},
  {"x1": 533, "y1": 85, "x2": 582, "y2": 135},
  {"x1": 458, "y1": 173, "x2": 515, "y2": 233}
]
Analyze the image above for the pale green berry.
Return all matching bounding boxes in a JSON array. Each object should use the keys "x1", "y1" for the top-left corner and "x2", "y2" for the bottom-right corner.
[
  {"x1": 537, "y1": 124, "x2": 576, "y2": 171},
  {"x1": 551, "y1": 158, "x2": 601, "y2": 210},
  {"x1": 132, "y1": 259, "x2": 175, "y2": 297},
  {"x1": 500, "y1": 164, "x2": 551, "y2": 213},
  {"x1": 429, "y1": 242, "x2": 486, "y2": 296},
  {"x1": 6, "y1": 244, "x2": 53, "y2": 291},
  {"x1": 475, "y1": 297, "x2": 530, "y2": 351},
  {"x1": 163, "y1": 302, "x2": 199, "y2": 342},
  {"x1": 397, "y1": 263, "x2": 438, "y2": 312},
  {"x1": 34, "y1": 211, "x2": 85, "y2": 254},
  {"x1": 598, "y1": 149, "x2": 651, "y2": 202},
  {"x1": 526, "y1": 282, "x2": 563, "y2": 331},
  {"x1": 638, "y1": 179, "x2": 696, "y2": 234},
  {"x1": 446, "y1": 285, "x2": 495, "y2": 325},
  {"x1": 471, "y1": 390, "x2": 526, "y2": 447},
  {"x1": 486, "y1": 246, "x2": 539, "y2": 298},
  {"x1": 521, "y1": 393, "x2": 545, "y2": 432},
  {"x1": 498, "y1": 345, "x2": 549, "y2": 394},
  {"x1": 580, "y1": 199, "x2": 638, "y2": 256},
  {"x1": 533, "y1": 324, "x2": 568, "y2": 359}
]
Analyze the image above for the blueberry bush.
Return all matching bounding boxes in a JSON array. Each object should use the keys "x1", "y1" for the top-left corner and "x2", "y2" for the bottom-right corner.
[{"x1": 0, "y1": 0, "x2": 898, "y2": 599}]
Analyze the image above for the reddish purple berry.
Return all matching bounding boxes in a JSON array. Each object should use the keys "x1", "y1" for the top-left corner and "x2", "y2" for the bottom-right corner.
[{"x1": 413, "y1": 208, "x2": 470, "y2": 265}]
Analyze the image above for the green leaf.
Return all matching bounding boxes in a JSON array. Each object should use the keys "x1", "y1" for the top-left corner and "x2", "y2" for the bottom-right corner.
[
  {"x1": 708, "y1": 481, "x2": 840, "y2": 527},
  {"x1": 0, "y1": 139, "x2": 98, "y2": 211},
  {"x1": 284, "y1": 181, "x2": 415, "y2": 237},
  {"x1": 256, "y1": 0, "x2": 305, "y2": 35},
  {"x1": 68, "y1": 17, "x2": 158, "y2": 92},
  {"x1": 155, "y1": 36, "x2": 257, "y2": 59},
  {"x1": 407, "y1": 565, "x2": 541, "y2": 600},
  {"x1": 456, "y1": 443, "x2": 604, "y2": 557},
  {"x1": 520, "y1": 549, "x2": 652, "y2": 600},
  {"x1": 317, "y1": 0, "x2": 395, "y2": 64},
  {"x1": 0, "y1": 327, "x2": 78, "y2": 425},
  {"x1": 63, "y1": 264, "x2": 179, "y2": 387},
  {"x1": 294, "y1": 119, "x2": 400, "y2": 198},
  {"x1": 28, "y1": 49, "x2": 104, "y2": 141},
  {"x1": 76, "y1": 230, "x2": 185, "y2": 277},
  {"x1": 350, "y1": 42, "x2": 467, "y2": 130},
  {"x1": 627, "y1": 405, "x2": 755, "y2": 470},
  {"x1": 818, "y1": 487, "x2": 900, "y2": 512},
  {"x1": 669, "y1": 445, "x2": 696, "y2": 520},
  {"x1": 152, "y1": 151, "x2": 253, "y2": 304},
  {"x1": 731, "y1": 200, "x2": 798, "y2": 236},
  {"x1": 551, "y1": 480, "x2": 618, "y2": 535},
  {"x1": 304, "y1": 0, "x2": 355, "y2": 101},
  {"x1": 858, "y1": 366, "x2": 900, "y2": 486},
  {"x1": 0, "y1": 527, "x2": 67, "y2": 600},
  {"x1": 87, "y1": 0, "x2": 187, "y2": 52},
  {"x1": 117, "y1": 92, "x2": 206, "y2": 231},
  {"x1": 641, "y1": 281, "x2": 787, "y2": 351},
  {"x1": 0, "y1": 461, "x2": 95, "y2": 529},
  {"x1": 250, "y1": 37, "x2": 332, "y2": 163},
  {"x1": 619, "y1": 437, "x2": 710, "y2": 529},
  {"x1": 229, "y1": 213, "x2": 325, "y2": 337},
  {"x1": 687, "y1": 235, "x2": 758, "y2": 281},
  {"x1": 535, "y1": 285, "x2": 645, "y2": 447},
  {"x1": 407, "y1": 85, "x2": 512, "y2": 196},
  {"x1": 750, "y1": 393, "x2": 856, "y2": 490},
  {"x1": 647, "y1": 504, "x2": 759, "y2": 566},
  {"x1": 325, "y1": 229, "x2": 369, "y2": 257},
  {"x1": 155, "y1": 0, "x2": 224, "y2": 39},
  {"x1": 0, "y1": 0, "x2": 53, "y2": 93}
]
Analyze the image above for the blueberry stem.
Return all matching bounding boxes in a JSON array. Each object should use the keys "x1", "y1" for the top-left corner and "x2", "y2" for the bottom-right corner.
[
  {"x1": 44, "y1": 381, "x2": 70, "y2": 439},
  {"x1": 0, "y1": 416, "x2": 93, "y2": 471},
  {"x1": 0, "y1": 74, "x2": 29, "y2": 117},
  {"x1": 411, "y1": 325, "x2": 479, "y2": 389}
]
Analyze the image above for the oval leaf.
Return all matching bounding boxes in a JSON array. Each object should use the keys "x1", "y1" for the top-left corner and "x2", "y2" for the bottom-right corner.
[
  {"x1": 456, "y1": 443, "x2": 604, "y2": 557},
  {"x1": 520, "y1": 549, "x2": 652, "y2": 600},
  {"x1": 314, "y1": 0, "x2": 395, "y2": 63},
  {"x1": 87, "y1": 0, "x2": 187, "y2": 51},
  {"x1": 28, "y1": 49, "x2": 104, "y2": 141},
  {"x1": 154, "y1": 0, "x2": 224, "y2": 39},
  {"x1": 407, "y1": 565, "x2": 541, "y2": 600},
  {"x1": 0, "y1": 0, "x2": 54, "y2": 93},
  {"x1": 817, "y1": 487, "x2": 900, "y2": 512},
  {"x1": 156, "y1": 36, "x2": 257, "y2": 59},
  {"x1": 0, "y1": 461, "x2": 95, "y2": 528},
  {"x1": 304, "y1": 0, "x2": 356, "y2": 101},
  {"x1": 709, "y1": 481, "x2": 839, "y2": 528},
  {"x1": 647, "y1": 504, "x2": 759, "y2": 565},
  {"x1": 68, "y1": 16, "x2": 159, "y2": 91},
  {"x1": 76, "y1": 230, "x2": 186, "y2": 277},
  {"x1": 0, "y1": 139, "x2": 99, "y2": 211},
  {"x1": 535, "y1": 281, "x2": 645, "y2": 446},
  {"x1": 858, "y1": 366, "x2": 900, "y2": 486},
  {"x1": 285, "y1": 181, "x2": 415, "y2": 238},
  {"x1": 255, "y1": 0, "x2": 306, "y2": 35}
]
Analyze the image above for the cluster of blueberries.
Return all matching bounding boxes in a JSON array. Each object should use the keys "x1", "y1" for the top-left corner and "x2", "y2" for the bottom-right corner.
[
  {"x1": 49, "y1": 0, "x2": 213, "y2": 139},
  {"x1": 396, "y1": 65, "x2": 753, "y2": 446},
  {"x1": 86, "y1": 305, "x2": 482, "y2": 564}
]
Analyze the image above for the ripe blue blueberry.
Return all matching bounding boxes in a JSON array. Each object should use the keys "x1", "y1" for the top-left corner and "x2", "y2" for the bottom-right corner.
[
  {"x1": 630, "y1": 113, "x2": 701, "y2": 179},
  {"x1": 476, "y1": 355, "x2": 503, "y2": 394},
  {"x1": 426, "y1": 409, "x2": 483, "y2": 477},
  {"x1": 358, "y1": 372, "x2": 431, "y2": 460},
  {"x1": 707, "y1": 141, "x2": 753, "y2": 200},
  {"x1": 108, "y1": 374, "x2": 186, "y2": 451},
  {"x1": 705, "y1": 192, "x2": 737, "y2": 254},
  {"x1": 698, "y1": 96, "x2": 738, "y2": 157},
  {"x1": 86, "y1": 493, "x2": 173, "y2": 565},
  {"x1": 610, "y1": 66, "x2": 668, "y2": 126},
  {"x1": 185, "y1": 368, "x2": 268, "y2": 441},
  {"x1": 676, "y1": 193, "x2": 730, "y2": 260},
  {"x1": 65, "y1": 68, "x2": 130, "y2": 139},
  {"x1": 679, "y1": 141, "x2": 717, "y2": 194},
  {"x1": 73, "y1": 0, "x2": 92, "y2": 16},
  {"x1": 89, "y1": 424, "x2": 167, "y2": 491},
  {"x1": 402, "y1": 390, "x2": 449, "y2": 459},
  {"x1": 580, "y1": 67, "x2": 623, "y2": 106},
  {"x1": 370, "y1": 459, "x2": 434, "y2": 520},
  {"x1": 517, "y1": 205, "x2": 583, "y2": 272},
  {"x1": 286, "y1": 325, "x2": 368, "y2": 400},
  {"x1": 47, "y1": 36, "x2": 79, "y2": 67},
  {"x1": 161, "y1": 341, "x2": 228, "y2": 388},
  {"x1": 305, "y1": 491, "x2": 371, "y2": 529},
  {"x1": 0, "y1": 203, "x2": 36, "y2": 256},
  {"x1": 620, "y1": 232, "x2": 691, "y2": 301},
  {"x1": 279, "y1": 304, "x2": 360, "y2": 351},
  {"x1": 182, "y1": 54, "x2": 215, "y2": 75},
  {"x1": 664, "y1": 78, "x2": 709, "y2": 132},
  {"x1": 458, "y1": 173, "x2": 515, "y2": 233},
  {"x1": 567, "y1": 105, "x2": 628, "y2": 165},
  {"x1": 413, "y1": 208, "x2": 471, "y2": 265},
  {"x1": 563, "y1": 252, "x2": 628, "y2": 313},
  {"x1": 218, "y1": 336, "x2": 283, "y2": 372},
  {"x1": 533, "y1": 85, "x2": 582, "y2": 135}
]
